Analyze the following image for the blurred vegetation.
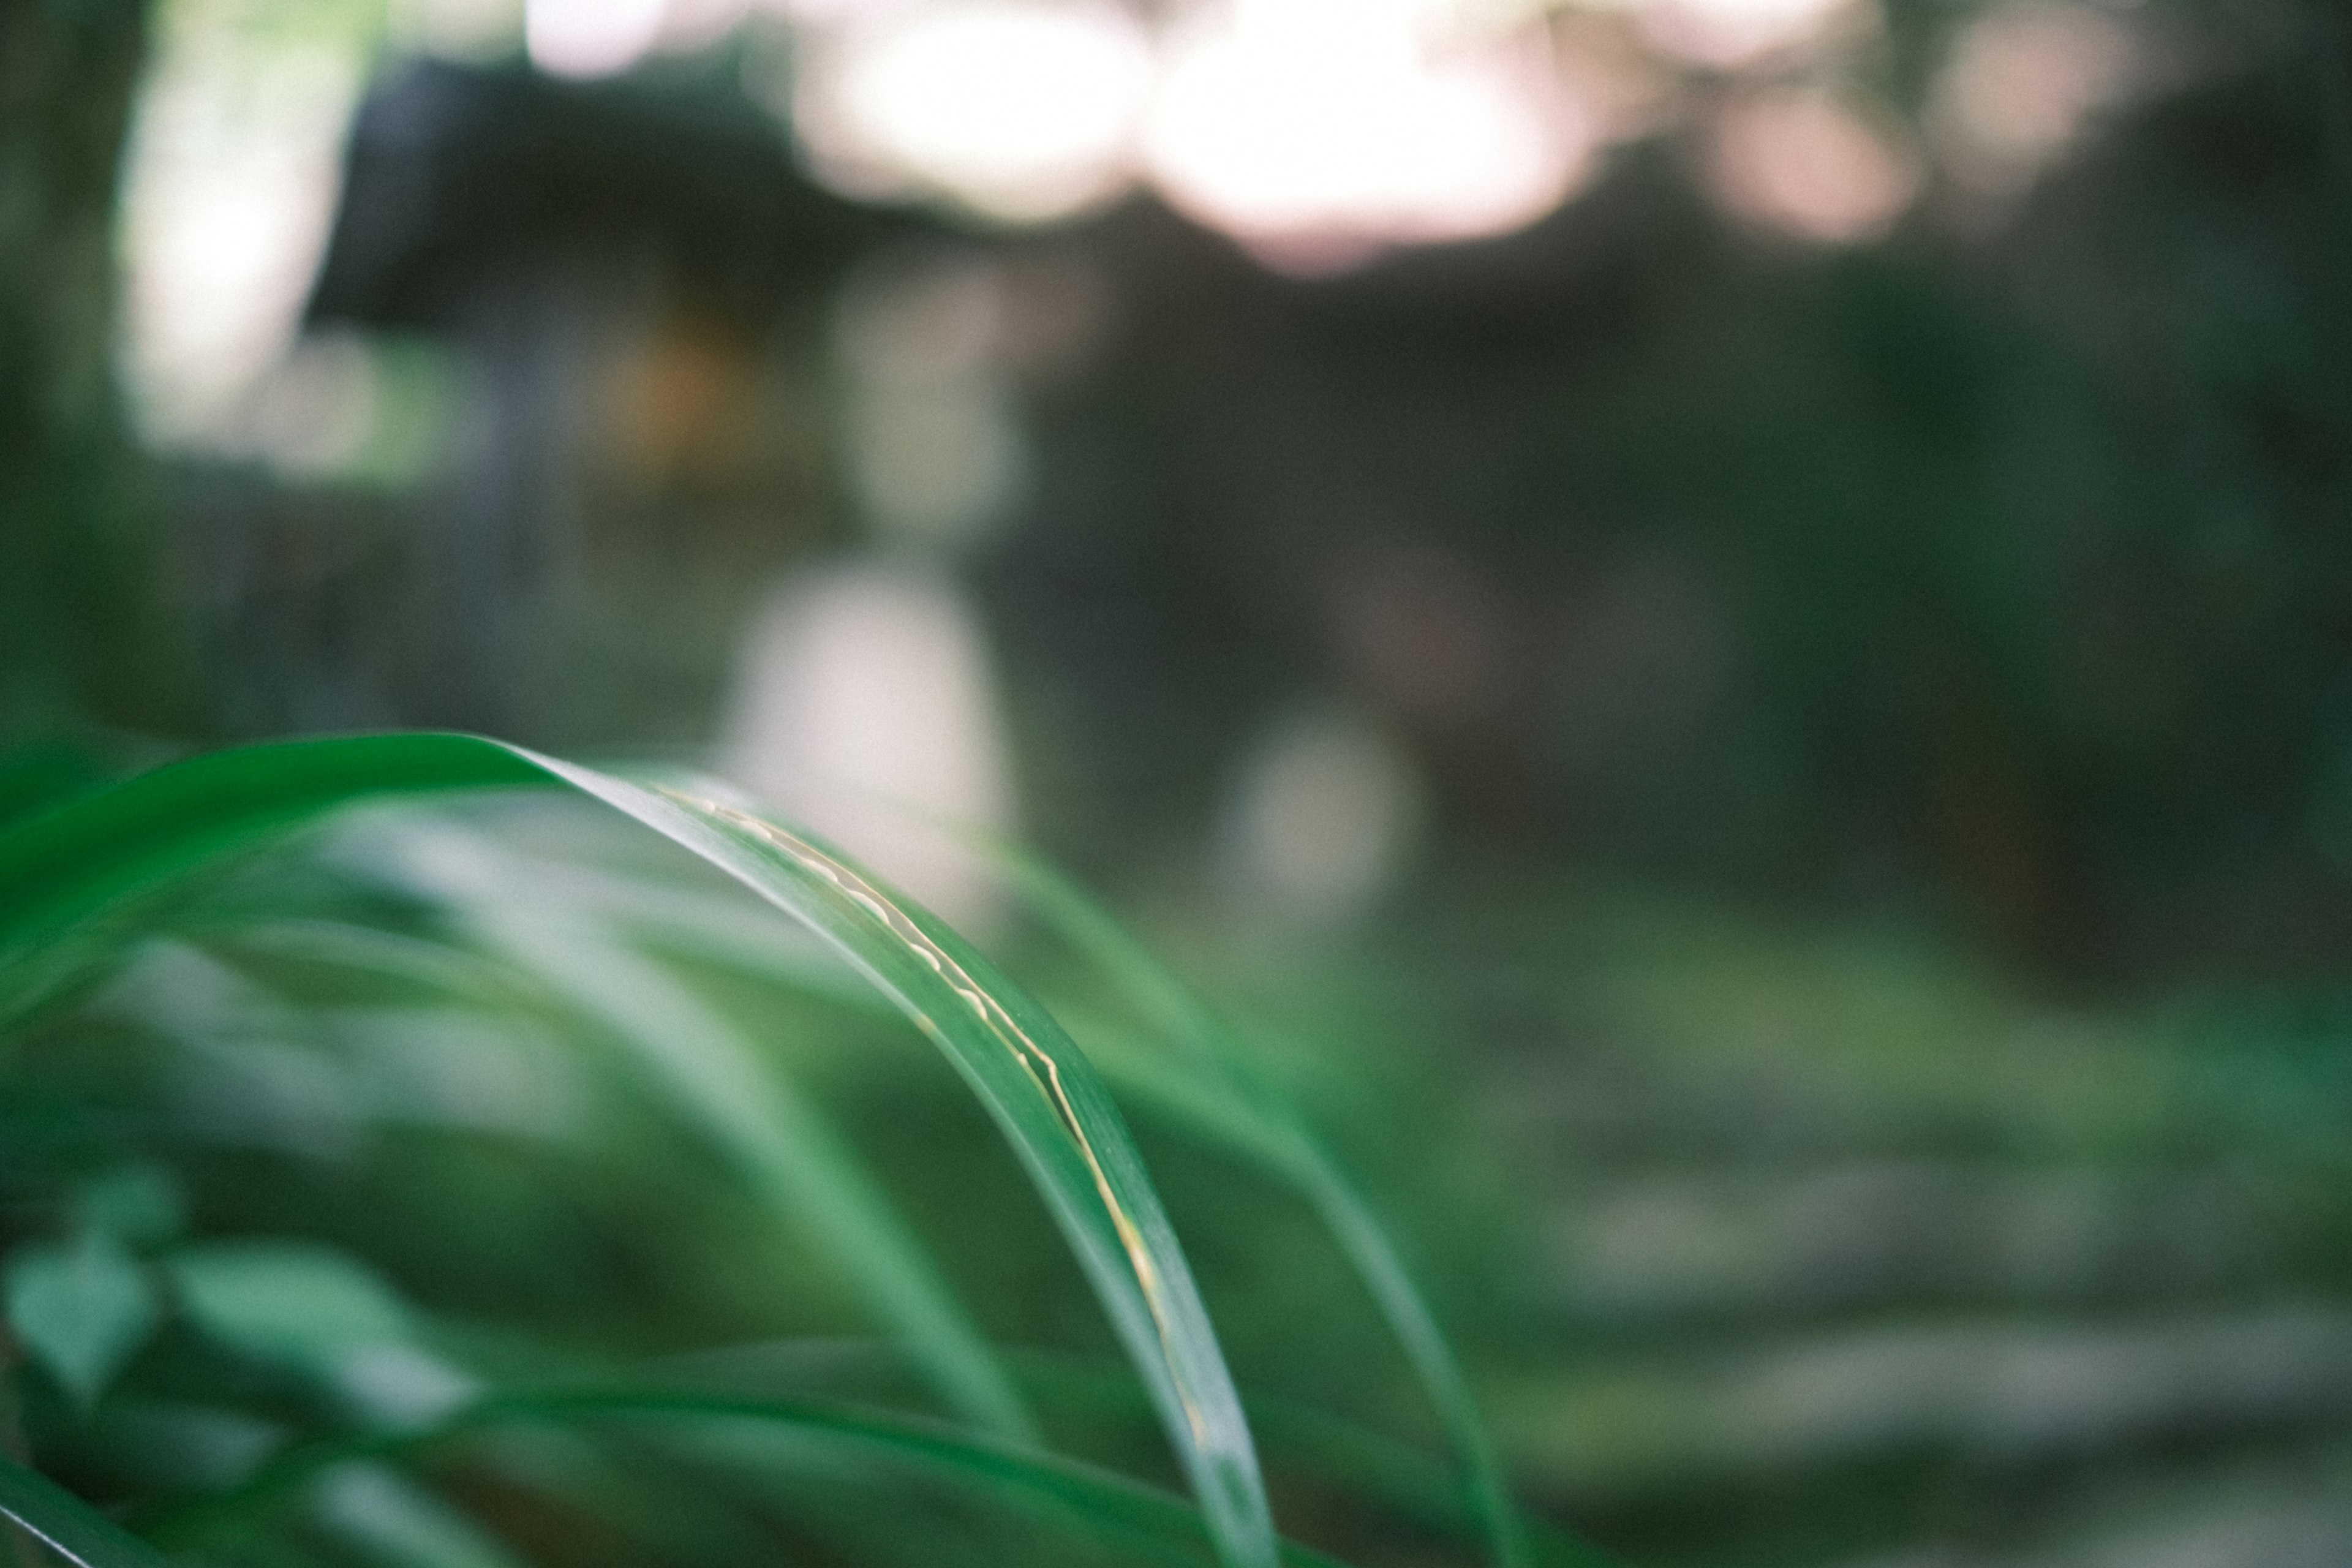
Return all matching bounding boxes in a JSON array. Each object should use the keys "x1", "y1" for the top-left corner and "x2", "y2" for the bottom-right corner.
[
  {"x1": 982, "y1": 0, "x2": 2352, "y2": 980},
  {"x1": 0, "y1": 737, "x2": 1576, "y2": 1568},
  {"x1": 3, "y1": 0, "x2": 2351, "y2": 1564},
  {"x1": 0, "y1": 0, "x2": 199, "y2": 740}
]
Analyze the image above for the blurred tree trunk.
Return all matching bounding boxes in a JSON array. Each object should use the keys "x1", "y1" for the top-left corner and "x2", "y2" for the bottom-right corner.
[{"x1": 0, "y1": 0, "x2": 198, "y2": 742}]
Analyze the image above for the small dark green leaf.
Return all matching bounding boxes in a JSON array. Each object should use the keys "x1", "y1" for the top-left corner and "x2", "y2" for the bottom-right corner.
[{"x1": 6, "y1": 1229, "x2": 159, "y2": 1409}]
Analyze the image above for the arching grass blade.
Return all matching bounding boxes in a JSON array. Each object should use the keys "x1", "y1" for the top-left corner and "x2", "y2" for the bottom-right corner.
[
  {"x1": 0, "y1": 734, "x2": 1276, "y2": 1568},
  {"x1": 990, "y1": 851, "x2": 1532, "y2": 1568},
  {"x1": 148, "y1": 1389, "x2": 1340, "y2": 1568},
  {"x1": 454, "y1": 890, "x2": 1035, "y2": 1442},
  {"x1": 0, "y1": 1456, "x2": 179, "y2": 1568}
]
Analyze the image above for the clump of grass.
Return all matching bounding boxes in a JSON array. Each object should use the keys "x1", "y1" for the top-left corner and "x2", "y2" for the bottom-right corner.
[{"x1": 0, "y1": 734, "x2": 1595, "y2": 1568}]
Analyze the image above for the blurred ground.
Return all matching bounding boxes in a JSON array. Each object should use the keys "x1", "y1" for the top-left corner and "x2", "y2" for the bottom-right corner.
[{"x1": 1179, "y1": 880, "x2": 2352, "y2": 1566}]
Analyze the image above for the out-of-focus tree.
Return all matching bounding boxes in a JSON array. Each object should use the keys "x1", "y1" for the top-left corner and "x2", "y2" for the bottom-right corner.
[{"x1": 0, "y1": 0, "x2": 200, "y2": 744}]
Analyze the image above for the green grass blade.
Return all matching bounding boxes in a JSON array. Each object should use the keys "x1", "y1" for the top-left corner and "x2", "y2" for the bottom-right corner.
[
  {"x1": 148, "y1": 1389, "x2": 1341, "y2": 1568},
  {"x1": 0, "y1": 734, "x2": 1275, "y2": 1568},
  {"x1": 546, "y1": 771, "x2": 1276, "y2": 1568},
  {"x1": 0, "y1": 1455, "x2": 179, "y2": 1568},
  {"x1": 420, "y1": 830, "x2": 1544, "y2": 1567},
  {"x1": 0, "y1": 735, "x2": 545, "y2": 973},
  {"x1": 993, "y1": 853, "x2": 1532, "y2": 1568},
  {"x1": 461, "y1": 897, "x2": 1036, "y2": 1444},
  {"x1": 679, "y1": 1338, "x2": 1621, "y2": 1567},
  {"x1": 466, "y1": 836, "x2": 1540, "y2": 1566},
  {"x1": 335, "y1": 816, "x2": 1027, "y2": 1439}
]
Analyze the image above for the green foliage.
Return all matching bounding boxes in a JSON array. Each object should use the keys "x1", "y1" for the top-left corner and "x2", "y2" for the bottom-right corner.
[
  {"x1": 6, "y1": 1229, "x2": 159, "y2": 1410},
  {"x1": 0, "y1": 734, "x2": 1570, "y2": 1568}
]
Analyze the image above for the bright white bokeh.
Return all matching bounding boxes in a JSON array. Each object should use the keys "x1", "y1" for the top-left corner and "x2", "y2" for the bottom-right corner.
[
  {"x1": 119, "y1": 24, "x2": 364, "y2": 450},
  {"x1": 793, "y1": 0, "x2": 1155, "y2": 222},
  {"x1": 1708, "y1": 90, "x2": 1918, "y2": 243},
  {"x1": 1143, "y1": 0, "x2": 1589, "y2": 266},
  {"x1": 1621, "y1": 0, "x2": 1863, "y2": 69},
  {"x1": 524, "y1": 0, "x2": 668, "y2": 77},
  {"x1": 763, "y1": 0, "x2": 913, "y2": 21},
  {"x1": 424, "y1": 0, "x2": 764, "y2": 69}
]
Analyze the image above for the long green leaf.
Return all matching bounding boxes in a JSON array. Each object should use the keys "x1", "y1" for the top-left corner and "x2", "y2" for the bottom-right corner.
[
  {"x1": 148, "y1": 1389, "x2": 1340, "y2": 1568},
  {"x1": 320, "y1": 818, "x2": 1026, "y2": 1440},
  {"x1": 991, "y1": 852, "x2": 1532, "y2": 1568},
  {"x1": 499, "y1": 824, "x2": 1539, "y2": 1566},
  {"x1": 0, "y1": 734, "x2": 1274, "y2": 1568},
  {"x1": 595, "y1": 835, "x2": 1537, "y2": 1568},
  {"x1": 676, "y1": 1337, "x2": 1620, "y2": 1567},
  {"x1": 0, "y1": 736, "x2": 540, "y2": 970},
  {"x1": 459, "y1": 891, "x2": 1034, "y2": 1443},
  {"x1": 0, "y1": 1455, "x2": 178, "y2": 1568}
]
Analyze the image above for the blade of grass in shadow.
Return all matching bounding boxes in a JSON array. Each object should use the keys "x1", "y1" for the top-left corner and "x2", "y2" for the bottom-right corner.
[
  {"x1": 0, "y1": 734, "x2": 1275, "y2": 1568},
  {"x1": 208, "y1": 919, "x2": 540, "y2": 1011},
  {"x1": 504, "y1": 840, "x2": 1538, "y2": 1566},
  {"x1": 671, "y1": 1338, "x2": 1620, "y2": 1567},
  {"x1": 204, "y1": 891, "x2": 1033, "y2": 1446},
  {"x1": 0, "y1": 1456, "x2": 178, "y2": 1568},
  {"x1": 639, "y1": 1412, "x2": 1209, "y2": 1568},
  {"x1": 0, "y1": 739, "x2": 548, "y2": 1028},
  {"x1": 987, "y1": 850, "x2": 1532, "y2": 1568},
  {"x1": 145, "y1": 1390, "x2": 1340, "y2": 1568},
  {"x1": 578, "y1": 774, "x2": 1275, "y2": 1568},
  {"x1": 409, "y1": 842, "x2": 1034, "y2": 1443}
]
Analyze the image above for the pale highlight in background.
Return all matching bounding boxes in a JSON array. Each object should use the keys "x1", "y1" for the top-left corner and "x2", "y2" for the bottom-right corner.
[
  {"x1": 834, "y1": 254, "x2": 1030, "y2": 547},
  {"x1": 1613, "y1": 0, "x2": 1863, "y2": 68},
  {"x1": 518, "y1": 0, "x2": 792, "y2": 77},
  {"x1": 525, "y1": 0, "x2": 667, "y2": 76},
  {"x1": 118, "y1": 18, "x2": 365, "y2": 448},
  {"x1": 1929, "y1": 0, "x2": 2144, "y2": 195},
  {"x1": 791, "y1": 0, "x2": 1155, "y2": 221},
  {"x1": 720, "y1": 567, "x2": 1019, "y2": 929},
  {"x1": 1219, "y1": 707, "x2": 1425, "y2": 925},
  {"x1": 243, "y1": 333, "x2": 388, "y2": 480},
  {"x1": 1143, "y1": 0, "x2": 1591, "y2": 268},
  {"x1": 115, "y1": 0, "x2": 1964, "y2": 473},
  {"x1": 1708, "y1": 90, "x2": 1920, "y2": 244},
  {"x1": 392, "y1": 0, "x2": 524, "y2": 58}
]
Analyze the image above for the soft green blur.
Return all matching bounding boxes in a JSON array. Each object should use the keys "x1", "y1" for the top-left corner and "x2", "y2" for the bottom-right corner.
[{"x1": 3, "y1": 0, "x2": 2350, "y2": 1563}]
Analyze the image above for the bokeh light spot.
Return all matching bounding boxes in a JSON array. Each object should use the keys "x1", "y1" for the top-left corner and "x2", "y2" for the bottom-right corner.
[{"x1": 793, "y1": 0, "x2": 1154, "y2": 222}]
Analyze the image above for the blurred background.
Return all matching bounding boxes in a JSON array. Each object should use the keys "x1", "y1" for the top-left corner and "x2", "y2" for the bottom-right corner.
[{"x1": 5, "y1": 0, "x2": 2352, "y2": 1561}]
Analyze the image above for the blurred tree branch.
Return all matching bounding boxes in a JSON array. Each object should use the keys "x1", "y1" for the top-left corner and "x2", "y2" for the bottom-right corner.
[{"x1": 0, "y1": 0, "x2": 201, "y2": 743}]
